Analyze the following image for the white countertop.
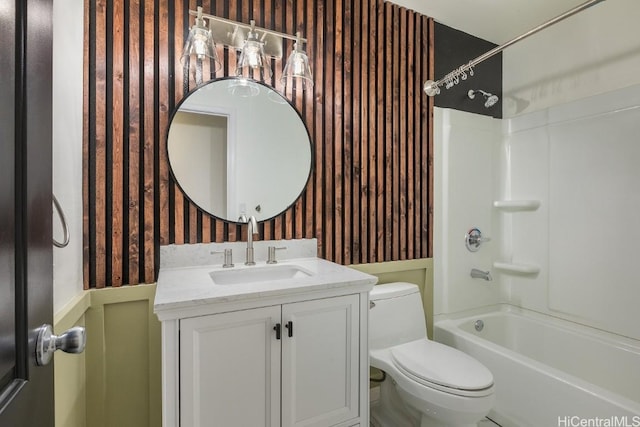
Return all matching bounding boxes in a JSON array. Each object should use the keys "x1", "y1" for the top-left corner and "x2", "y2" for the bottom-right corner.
[{"x1": 154, "y1": 240, "x2": 377, "y2": 320}]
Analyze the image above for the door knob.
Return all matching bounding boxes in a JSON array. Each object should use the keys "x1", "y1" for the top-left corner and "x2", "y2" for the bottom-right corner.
[{"x1": 35, "y1": 324, "x2": 86, "y2": 366}]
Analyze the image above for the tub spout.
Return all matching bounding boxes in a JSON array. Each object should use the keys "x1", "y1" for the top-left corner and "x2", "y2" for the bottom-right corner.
[{"x1": 471, "y1": 268, "x2": 492, "y2": 281}]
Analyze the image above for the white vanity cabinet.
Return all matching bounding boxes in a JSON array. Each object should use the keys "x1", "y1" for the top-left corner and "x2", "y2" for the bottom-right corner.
[
  {"x1": 282, "y1": 295, "x2": 360, "y2": 427},
  {"x1": 179, "y1": 305, "x2": 282, "y2": 427},
  {"x1": 179, "y1": 294, "x2": 360, "y2": 427},
  {"x1": 155, "y1": 251, "x2": 376, "y2": 427}
]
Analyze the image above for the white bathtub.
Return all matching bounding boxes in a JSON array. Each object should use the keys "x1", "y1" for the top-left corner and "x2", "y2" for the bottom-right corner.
[{"x1": 434, "y1": 307, "x2": 640, "y2": 427}]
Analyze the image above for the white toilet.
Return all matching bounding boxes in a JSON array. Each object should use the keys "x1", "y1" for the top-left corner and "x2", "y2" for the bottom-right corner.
[{"x1": 369, "y1": 282, "x2": 495, "y2": 427}]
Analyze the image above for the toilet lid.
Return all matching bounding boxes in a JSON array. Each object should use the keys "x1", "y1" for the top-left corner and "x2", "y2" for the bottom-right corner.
[{"x1": 390, "y1": 340, "x2": 493, "y2": 392}]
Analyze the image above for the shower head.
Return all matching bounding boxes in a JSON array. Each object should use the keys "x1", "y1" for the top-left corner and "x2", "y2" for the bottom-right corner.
[
  {"x1": 485, "y1": 94, "x2": 499, "y2": 108},
  {"x1": 468, "y1": 89, "x2": 499, "y2": 108}
]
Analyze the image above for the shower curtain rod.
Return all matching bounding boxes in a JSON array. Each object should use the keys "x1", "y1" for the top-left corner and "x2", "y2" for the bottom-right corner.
[{"x1": 423, "y1": 0, "x2": 608, "y2": 96}]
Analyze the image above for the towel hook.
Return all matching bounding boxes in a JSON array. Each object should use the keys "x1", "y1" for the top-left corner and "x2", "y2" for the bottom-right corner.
[{"x1": 53, "y1": 194, "x2": 70, "y2": 248}]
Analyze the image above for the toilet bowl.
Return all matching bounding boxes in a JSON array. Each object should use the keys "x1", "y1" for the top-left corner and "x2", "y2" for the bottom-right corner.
[{"x1": 369, "y1": 283, "x2": 495, "y2": 427}]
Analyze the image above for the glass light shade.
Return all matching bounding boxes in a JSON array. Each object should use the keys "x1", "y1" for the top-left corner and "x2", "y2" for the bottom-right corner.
[
  {"x1": 281, "y1": 43, "x2": 313, "y2": 90},
  {"x1": 236, "y1": 31, "x2": 272, "y2": 82},
  {"x1": 181, "y1": 23, "x2": 221, "y2": 71},
  {"x1": 227, "y1": 78, "x2": 260, "y2": 98}
]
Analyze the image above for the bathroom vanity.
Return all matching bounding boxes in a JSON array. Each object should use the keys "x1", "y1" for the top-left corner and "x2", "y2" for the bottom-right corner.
[
  {"x1": 154, "y1": 240, "x2": 377, "y2": 427},
  {"x1": 158, "y1": 77, "x2": 375, "y2": 426}
]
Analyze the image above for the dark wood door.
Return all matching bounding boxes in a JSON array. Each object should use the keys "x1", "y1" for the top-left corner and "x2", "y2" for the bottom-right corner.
[{"x1": 0, "y1": 0, "x2": 54, "y2": 425}]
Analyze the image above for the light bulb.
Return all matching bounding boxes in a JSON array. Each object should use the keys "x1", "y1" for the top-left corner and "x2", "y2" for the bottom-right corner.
[
  {"x1": 246, "y1": 42, "x2": 261, "y2": 68},
  {"x1": 193, "y1": 34, "x2": 208, "y2": 60},
  {"x1": 293, "y1": 55, "x2": 304, "y2": 75}
]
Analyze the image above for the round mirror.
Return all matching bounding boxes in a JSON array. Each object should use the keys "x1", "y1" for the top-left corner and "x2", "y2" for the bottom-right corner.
[{"x1": 167, "y1": 77, "x2": 312, "y2": 223}]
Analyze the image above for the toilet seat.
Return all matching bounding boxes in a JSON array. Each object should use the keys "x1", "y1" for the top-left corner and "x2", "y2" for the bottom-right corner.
[{"x1": 390, "y1": 340, "x2": 494, "y2": 398}]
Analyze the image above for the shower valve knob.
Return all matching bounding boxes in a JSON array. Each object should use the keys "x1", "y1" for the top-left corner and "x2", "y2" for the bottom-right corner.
[{"x1": 465, "y1": 228, "x2": 491, "y2": 252}]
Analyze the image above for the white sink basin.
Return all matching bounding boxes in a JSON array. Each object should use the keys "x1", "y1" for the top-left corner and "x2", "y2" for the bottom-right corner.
[{"x1": 209, "y1": 264, "x2": 313, "y2": 285}]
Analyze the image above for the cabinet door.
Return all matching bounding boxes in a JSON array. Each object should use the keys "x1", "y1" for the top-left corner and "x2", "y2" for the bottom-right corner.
[
  {"x1": 282, "y1": 294, "x2": 360, "y2": 427},
  {"x1": 180, "y1": 306, "x2": 281, "y2": 427}
]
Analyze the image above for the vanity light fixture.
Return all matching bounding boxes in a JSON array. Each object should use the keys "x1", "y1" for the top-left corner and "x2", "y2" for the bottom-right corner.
[
  {"x1": 182, "y1": 7, "x2": 312, "y2": 88},
  {"x1": 236, "y1": 21, "x2": 272, "y2": 82},
  {"x1": 181, "y1": 7, "x2": 221, "y2": 84},
  {"x1": 281, "y1": 32, "x2": 313, "y2": 90}
]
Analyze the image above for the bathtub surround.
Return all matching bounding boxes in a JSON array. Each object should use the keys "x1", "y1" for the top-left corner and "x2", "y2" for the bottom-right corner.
[
  {"x1": 502, "y1": 84, "x2": 640, "y2": 341},
  {"x1": 433, "y1": 108, "x2": 502, "y2": 316},
  {"x1": 434, "y1": 0, "x2": 640, "y2": 331}
]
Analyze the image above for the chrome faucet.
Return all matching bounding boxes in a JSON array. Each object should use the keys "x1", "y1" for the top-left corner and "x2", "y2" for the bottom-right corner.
[
  {"x1": 470, "y1": 268, "x2": 492, "y2": 281},
  {"x1": 245, "y1": 215, "x2": 259, "y2": 265}
]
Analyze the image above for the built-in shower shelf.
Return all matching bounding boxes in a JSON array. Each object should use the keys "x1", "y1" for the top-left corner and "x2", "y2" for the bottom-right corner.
[
  {"x1": 493, "y1": 200, "x2": 540, "y2": 211},
  {"x1": 493, "y1": 262, "x2": 540, "y2": 275}
]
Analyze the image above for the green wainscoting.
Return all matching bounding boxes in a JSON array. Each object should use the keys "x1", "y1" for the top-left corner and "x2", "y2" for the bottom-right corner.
[
  {"x1": 54, "y1": 292, "x2": 90, "y2": 427},
  {"x1": 54, "y1": 284, "x2": 161, "y2": 427}
]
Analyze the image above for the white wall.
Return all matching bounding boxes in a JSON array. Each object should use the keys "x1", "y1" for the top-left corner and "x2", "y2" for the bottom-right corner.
[
  {"x1": 169, "y1": 112, "x2": 227, "y2": 215},
  {"x1": 433, "y1": 108, "x2": 503, "y2": 317},
  {"x1": 503, "y1": 0, "x2": 640, "y2": 117},
  {"x1": 52, "y1": 0, "x2": 84, "y2": 315}
]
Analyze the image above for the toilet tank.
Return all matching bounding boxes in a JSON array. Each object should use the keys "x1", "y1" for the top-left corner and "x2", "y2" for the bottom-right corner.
[{"x1": 369, "y1": 282, "x2": 427, "y2": 351}]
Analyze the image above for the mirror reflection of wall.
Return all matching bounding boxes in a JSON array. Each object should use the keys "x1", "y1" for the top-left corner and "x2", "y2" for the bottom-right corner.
[
  {"x1": 167, "y1": 78, "x2": 312, "y2": 223},
  {"x1": 169, "y1": 112, "x2": 228, "y2": 216}
]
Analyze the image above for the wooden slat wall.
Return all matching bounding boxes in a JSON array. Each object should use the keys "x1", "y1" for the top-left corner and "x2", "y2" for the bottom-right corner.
[{"x1": 83, "y1": 0, "x2": 434, "y2": 288}]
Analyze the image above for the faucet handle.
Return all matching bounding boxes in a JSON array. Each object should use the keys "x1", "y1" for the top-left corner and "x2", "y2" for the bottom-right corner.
[
  {"x1": 465, "y1": 228, "x2": 491, "y2": 252},
  {"x1": 267, "y1": 246, "x2": 287, "y2": 264},
  {"x1": 211, "y1": 248, "x2": 234, "y2": 268}
]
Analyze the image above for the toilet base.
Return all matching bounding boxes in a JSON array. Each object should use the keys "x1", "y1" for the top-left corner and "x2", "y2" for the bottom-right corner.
[
  {"x1": 419, "y1": 413, "x2": 478, "y2": 427},
  {"x1": 371, "y1": 401, "x2": 413, "y2": 427},
  {"x1": 371, "y1": 377, "x2": 487, "y2": 427},
  {"x1": 371, "y1": 380, "x2": 415, "y2": 427}
]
